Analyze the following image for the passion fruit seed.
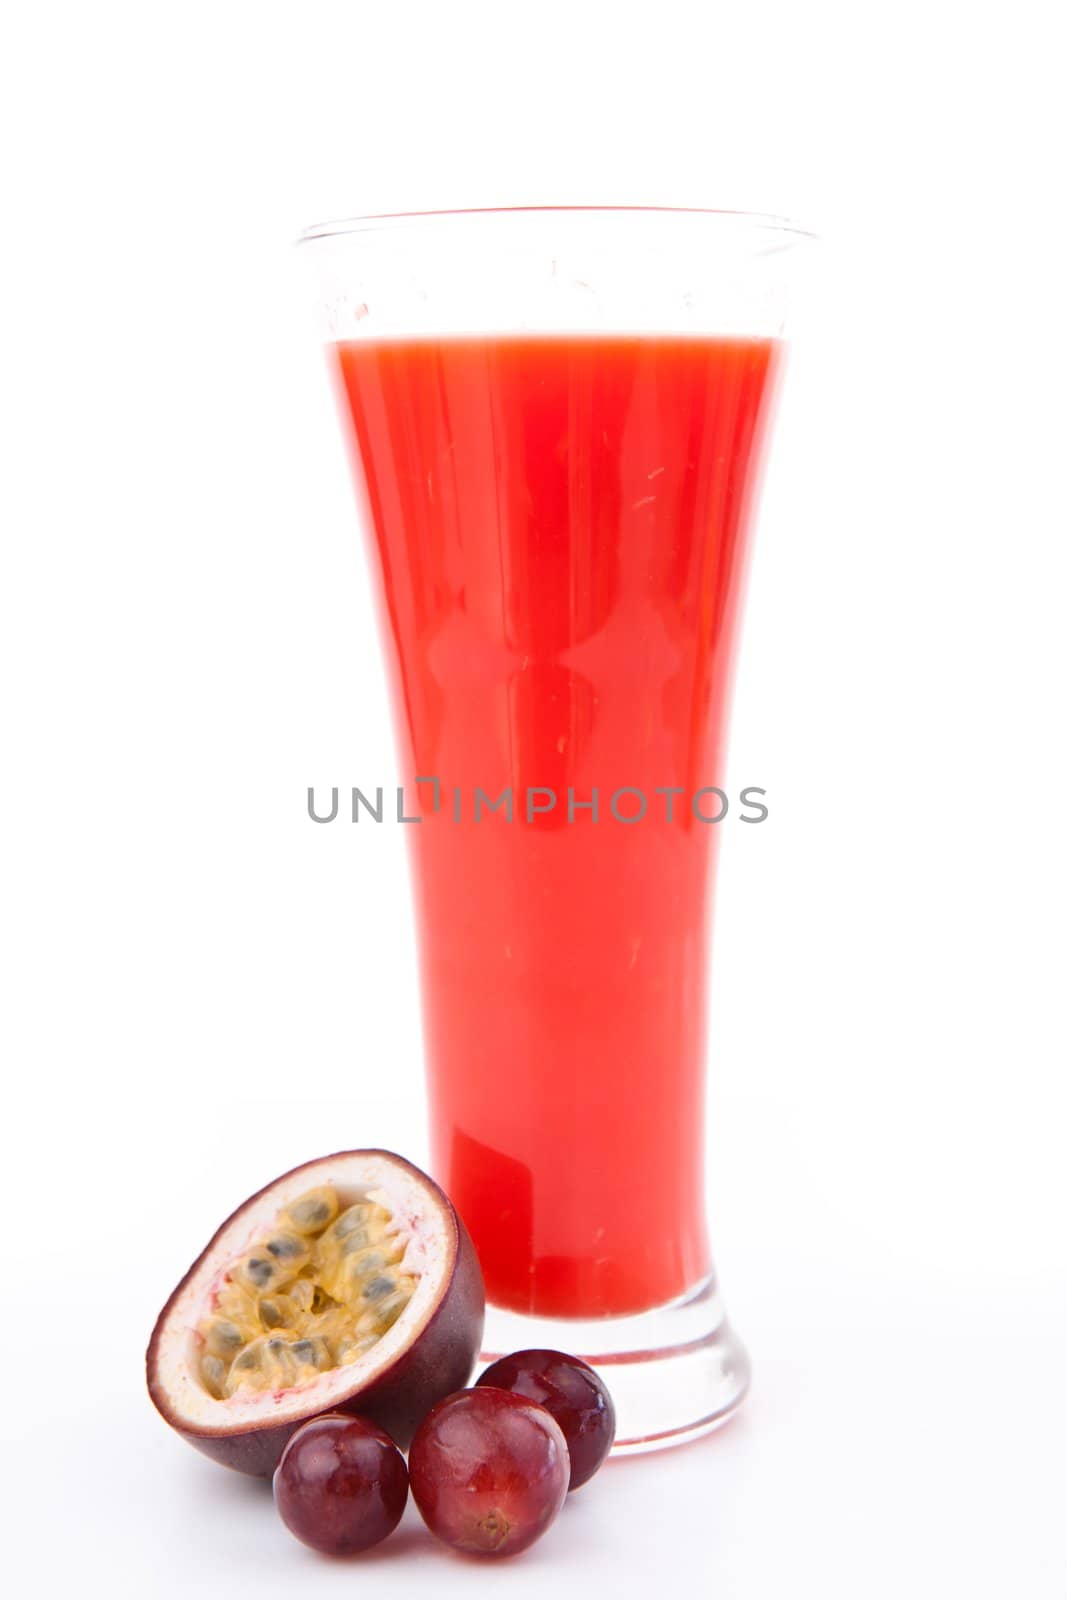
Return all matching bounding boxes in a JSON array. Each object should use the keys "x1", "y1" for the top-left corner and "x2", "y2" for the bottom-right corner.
[
  {"x1": 331, "y1": 1202, "x2": 392, "y2": 1241},
  {"x1": 340, "y1": 1229, "x2": 373, "y2": 1254},
  {"x1": 290, "y1": 1337, "x2": 332, "y2": 1370},
  {"x1": 281, "y1": 1186, "x2": 341, "y2": 1235},
  {"x1": 237, "y1": 1254, "x2": 281, "y2": 1293},
  {"x1": 224, "y1": 1333, "x2": 332, "y2": 1398},
  {"x1": 195, "y1": 1185, "x2": 418, "y2": 1403},
  {"x1": 363, "y1": 1274, "x2": 395, "y2": 1302},
  {"x1": 326, "y1": 1246, "x2": 404, "y2": 1308},
  {"x1": 200, "y1": 1354, "x2": 227, "y2": 1399},
  {"x1": 258, "y1": 1299, "x2": 281, "y2": 1329},
  {"x1": 265, "y1": 1232, "x2": 310, "y2": 1267},
  {"x1": 202, "y1": 1318, "x2": 245, "y2": 1357},
  {"x1": 355, "y1": 1279, "x2": 417, "y2": 1336}
]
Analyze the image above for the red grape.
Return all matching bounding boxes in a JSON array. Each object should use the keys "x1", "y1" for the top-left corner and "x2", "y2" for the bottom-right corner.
[
  {"x1": 408, "y1": 1386, "x2": 569, "y2": 1557},
  {"x1": 273, "y1": 1413, "x2": 407, "y2": 1556},
  {"x1": 477, "y1": 1349, "x2": 615, "y2": 1488}
]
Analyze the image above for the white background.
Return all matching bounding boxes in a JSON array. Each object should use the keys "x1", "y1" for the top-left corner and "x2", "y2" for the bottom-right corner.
[{"x1": 2, "y1": 1, "x2": 1065, "y2": 1595}]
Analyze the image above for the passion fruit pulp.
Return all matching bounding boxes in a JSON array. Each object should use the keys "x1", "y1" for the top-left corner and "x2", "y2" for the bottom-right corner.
[{"x1": 146, "y1": 1150, "x2": 484, "y2": 1476}]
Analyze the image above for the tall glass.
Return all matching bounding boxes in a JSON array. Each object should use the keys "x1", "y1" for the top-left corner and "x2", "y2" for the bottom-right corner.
[{"x1": 301, "y1": 208, "x2": 810, "y2": 1451}]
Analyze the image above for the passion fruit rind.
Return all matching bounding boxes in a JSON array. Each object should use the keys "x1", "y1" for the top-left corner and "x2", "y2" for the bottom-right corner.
[{"x1": 146, "y1": 1150, "x2": 485, "y2": 1477}]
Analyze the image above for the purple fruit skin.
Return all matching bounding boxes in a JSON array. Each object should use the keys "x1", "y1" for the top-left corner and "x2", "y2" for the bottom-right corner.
[
  {"x1": 273, "y1": 1414, "x2": 407, "y2": 1556},
  {"x1": 409, "y1": 1386, "x2": 569, "y2": 1558},
  {"x1": 146, "y1": 1150, "x2": 486, "y2": 1476},
  {"x1": 477, "y1": 1348, "x2": 616, "y2": 1488}
]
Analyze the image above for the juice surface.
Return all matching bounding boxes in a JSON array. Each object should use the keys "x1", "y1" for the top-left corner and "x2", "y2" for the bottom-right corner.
[{"x1": 334, "y1": 334, "x2": 778, "y2": 1317}]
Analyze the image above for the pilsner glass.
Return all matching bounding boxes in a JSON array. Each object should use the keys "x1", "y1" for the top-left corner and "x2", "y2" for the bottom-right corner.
[{"x1": 301, "y1": 208, "x2": 810, "y2": 1451}]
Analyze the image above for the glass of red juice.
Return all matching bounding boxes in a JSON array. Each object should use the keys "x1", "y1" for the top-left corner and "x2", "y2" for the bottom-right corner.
[{"x1": 301, "y1": 208, "x2": 810, "y2": 1452}]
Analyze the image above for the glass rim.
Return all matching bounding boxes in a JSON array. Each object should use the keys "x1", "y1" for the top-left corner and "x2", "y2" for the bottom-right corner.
[{"x1": 298, "y1": 205, "x2": 816, "y2": 248}]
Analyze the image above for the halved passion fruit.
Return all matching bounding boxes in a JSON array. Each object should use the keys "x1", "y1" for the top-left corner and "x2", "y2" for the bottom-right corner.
[{"x1": 147, "y1": 1150, "x2": 484, "y2": 1476}]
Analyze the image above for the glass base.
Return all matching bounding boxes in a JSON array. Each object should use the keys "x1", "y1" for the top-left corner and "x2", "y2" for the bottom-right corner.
[{"x1": 481, "y1": 1274, "x2": 750, "y2": 1455}]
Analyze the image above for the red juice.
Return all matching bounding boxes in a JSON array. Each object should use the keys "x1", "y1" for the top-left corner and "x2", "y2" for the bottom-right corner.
[{"x1": 334, "y1": 335, "x2": 779, "y2": 1318}]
